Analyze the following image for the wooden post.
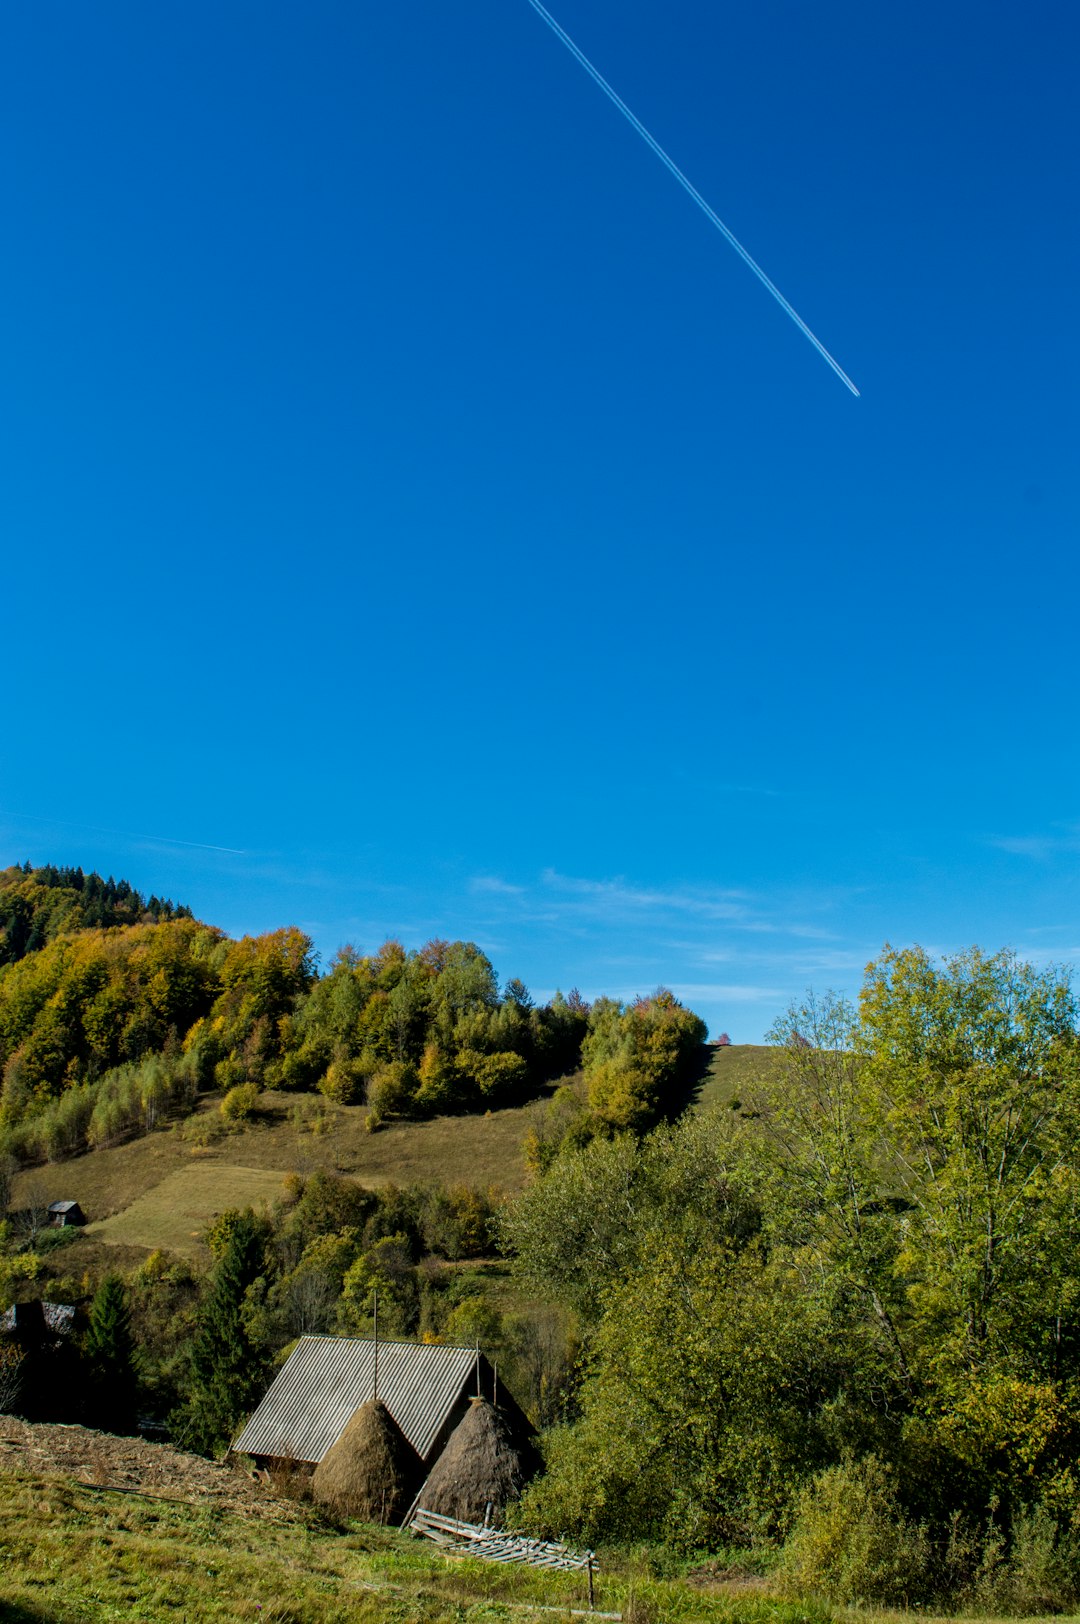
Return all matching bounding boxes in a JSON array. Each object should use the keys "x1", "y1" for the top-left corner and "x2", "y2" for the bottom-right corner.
[
  {"x1": 373, "y1": 1289, "x2": 379, "y2": 1402},
  {"x1": 493, "y1": 1360, "x2": 499, "y2": 1410},
  {"x1": 475, "y1": 1340, "x2": 481, "y2": 1399},
  {"x1": 587, "y1": 1553, "x2": 595, "y2": 1611}
]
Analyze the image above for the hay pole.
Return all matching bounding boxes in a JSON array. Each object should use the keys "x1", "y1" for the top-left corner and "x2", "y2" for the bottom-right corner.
[
  {"x1": 398, "y1": 1472, "x2": 432, "y2": 1533},
  {"x1": 372, "y1": 1290, "x2": 379, "y2": 1402}
]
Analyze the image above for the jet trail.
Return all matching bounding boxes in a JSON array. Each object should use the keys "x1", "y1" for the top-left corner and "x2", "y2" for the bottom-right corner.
[{"x1": 522, "y1": 0, "x2": 860, "y2": 396}]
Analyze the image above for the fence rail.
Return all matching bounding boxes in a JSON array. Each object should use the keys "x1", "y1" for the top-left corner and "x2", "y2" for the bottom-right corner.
[{"x1": 410, "y1": 1507, "x2": 598, "y2": 1576}]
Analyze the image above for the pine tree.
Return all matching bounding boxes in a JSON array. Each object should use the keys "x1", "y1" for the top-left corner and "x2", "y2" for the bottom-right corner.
[
  {"x1": 83, "y1": 1274, "x2": 138, "y2": 1434},
  {"x1": 178, "y1": 1212, "x2": 269, "y2": 1456}
]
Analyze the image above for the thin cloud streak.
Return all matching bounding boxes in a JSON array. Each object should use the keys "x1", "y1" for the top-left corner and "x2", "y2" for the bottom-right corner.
[
  {"x1": 1, "y1": 808, "x2": 247, "y2": 856},
  {"x1": 989, "y1": 825, "x2": 1080, "y2": 860}
]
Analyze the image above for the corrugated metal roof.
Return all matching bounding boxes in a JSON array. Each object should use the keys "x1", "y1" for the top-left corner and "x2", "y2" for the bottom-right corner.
[
  {"x1": 233, "y1": 1337, "x2": 481, "y2": 1465},
  {"x1": 0, "y1": 1301, "x2": 75, "y2": 1335}
]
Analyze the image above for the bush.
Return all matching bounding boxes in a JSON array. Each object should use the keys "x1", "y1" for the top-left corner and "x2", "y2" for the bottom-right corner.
[
  {"x1": 317, "y1": 1058, "x2": 365, "y2": 1105},
  {"x1": 289, "y1": 1096, "x2": 334, "y2": 1136},
  {"x1": 33, "y1": 1225, "x2": 81, "y2": 1254},
  {"x1": 779, "y1": 1457, "x2": 933, "y2": 1605},
  {"x1": 951, "y1": 1502, "x2": 1080, "y2": 1616},
  {"x1": 421, "y1": 1185, "x2": 497, "y2": 1259},
  {"x1": 366, "y1": 1061, "x2": 418, "y2": 1124},
  {"x1": 220, "y1": 1082, "x2": 261, "y2": 1121}
]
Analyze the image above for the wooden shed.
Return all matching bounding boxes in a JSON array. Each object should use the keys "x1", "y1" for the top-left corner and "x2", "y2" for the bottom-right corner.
[{"x1": 47, "y1": 1201, "x2": 86, "y2": 1228}]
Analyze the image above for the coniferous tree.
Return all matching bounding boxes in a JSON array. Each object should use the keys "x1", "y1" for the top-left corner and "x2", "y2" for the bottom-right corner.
[
  {"x1": 178, "y1": 1212, "x2": 269, "y2": 1456},
  {"x1": 84, "y1": 1274, "x2": 138, "y2": 1434}
]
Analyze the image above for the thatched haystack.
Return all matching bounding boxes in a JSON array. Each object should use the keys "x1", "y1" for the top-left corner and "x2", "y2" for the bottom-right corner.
[
  {"x1": 312, "y1": 1399, "x2": 421, "y2": 1524},
  {"x1": 419, "y1": 1398, "x2": 540, "y2": 1525}
]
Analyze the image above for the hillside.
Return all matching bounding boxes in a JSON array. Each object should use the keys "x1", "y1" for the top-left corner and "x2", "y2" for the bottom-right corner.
[
  {"x1": 9, "y1": 1044, "x2": 775, "y2": 1265},
  {"x1": 0, "y1": 1420, "x2": 814, "y2": 1624},
  {"x1": 9, "y1": 1084, "x2": 565, "y2": 1260}
]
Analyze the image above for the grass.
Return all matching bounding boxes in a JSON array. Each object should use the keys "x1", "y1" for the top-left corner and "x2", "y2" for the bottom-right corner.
[
  {"x1": 85, "y1": 1164, "x2": 292, "y2": 1256},
  {"x1": 692, "y1": 1046, "x2": 785, "y2": 1115},
  {"x1": 0, "y1": 1464, "x2": 834, "y2": 1624},
  {"x1": 837, "y1": 1611, "x2": 1080, "y2": 1624}
]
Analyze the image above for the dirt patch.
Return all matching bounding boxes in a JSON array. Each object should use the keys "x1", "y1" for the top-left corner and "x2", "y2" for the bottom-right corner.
[
  {"x1": 0, "y1": 1416, "x2": 307, "y2": 1525},
  {"x1": 683, "y1": 1559, "x2": 774, "y2": 1596}
]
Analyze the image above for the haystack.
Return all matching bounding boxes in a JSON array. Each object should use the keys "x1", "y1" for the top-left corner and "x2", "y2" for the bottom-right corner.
[
  {"x1": 312, "y1": 1399, "x2": 422, "y2": 1524},
  {"x1": 419, "y1": 1398, "x2": 540, "y2": 1525}
]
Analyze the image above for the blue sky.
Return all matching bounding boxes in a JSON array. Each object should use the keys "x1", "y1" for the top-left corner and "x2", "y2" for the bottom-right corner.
[{"x1": 2, "y1": 0, "x2": 1077, "y2": 1039}]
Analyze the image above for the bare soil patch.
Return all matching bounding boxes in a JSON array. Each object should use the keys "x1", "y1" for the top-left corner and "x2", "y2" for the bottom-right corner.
[{"x1": 0, "y1": 1415, "x2": 306, "y2": 1525}]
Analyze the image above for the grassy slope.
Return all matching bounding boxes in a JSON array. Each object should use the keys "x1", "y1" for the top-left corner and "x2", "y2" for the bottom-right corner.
[
  {"x1": 0, "y1": 1462, "x2": 834, "y2": 1624},
  {"x1": 10, "y1": 1085, "x2": 565, "y2": 1260},
  {"x1": 692, "y1": 1044, "x2": 785, "y2": 1114},
  {"x1": 1, "y1": 1456, "x2": 1057, "y2": 1624},
  {"x1": 9, "y1": 1047, "x2": 783, "y2": 1264}
]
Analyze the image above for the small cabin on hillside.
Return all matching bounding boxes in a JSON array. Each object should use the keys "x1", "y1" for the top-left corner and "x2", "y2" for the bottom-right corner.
[{"x1": 47, "y1": 1201, "x2": 86, "y2": 1228}]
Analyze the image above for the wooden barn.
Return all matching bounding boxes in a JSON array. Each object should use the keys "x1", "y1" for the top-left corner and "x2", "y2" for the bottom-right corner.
[
  {"x1": 232, "y1": 1335, "x2": 537, "y2": 1524},
  {"x1": 47, "y1": 1201, "x2": 86, "y2": 1228}
]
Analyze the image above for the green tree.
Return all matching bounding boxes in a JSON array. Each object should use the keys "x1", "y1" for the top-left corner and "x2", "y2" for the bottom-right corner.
[
  {"x1": 83, "y1": 1274, "x2": 138, "y2": 1434},
  {"x1": 517, "y1": 1233, "x2": 849, "y2": 1547},
  {"x1": 582, "y1": 990, "x2": 706, "y2": 1132},
  {"x1": 749, "y1": 991, "x2": 915, "y2": 1397},
  {"x1": 177, "y1": 1212, "x2": 270, "y2": 1455},
  {"x1": 860, "y1": 945, "x2": 1080, "y2": 1380}
]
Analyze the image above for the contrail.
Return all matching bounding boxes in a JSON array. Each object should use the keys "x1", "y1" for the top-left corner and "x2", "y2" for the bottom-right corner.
[
  {"x1": 522, "y1": 0, "x2": 860, "y2": 397},
  {"x1": 0, "y1": 809, "x2": 247, "y2": 856}
]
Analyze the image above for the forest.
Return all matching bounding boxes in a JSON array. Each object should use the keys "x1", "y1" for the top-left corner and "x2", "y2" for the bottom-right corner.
[
  {"x1": 0, "y1": 862, "x2": 703, "y2": 1165},
  {"x1": 3, "y1": 863, "x2": 1080, "y2": 1613}
]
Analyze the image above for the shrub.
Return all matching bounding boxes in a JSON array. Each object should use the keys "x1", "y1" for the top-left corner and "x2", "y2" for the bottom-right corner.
[
  {"x1": 34, "y1": 1225, "x2": 81, "y2": 1254},
  {"x1": 178, "y1": 1112, "x2": 225, "y2": 1149},
  {"x1": 0, "y1": 1252, "x2": 44, "y2": 1308},
  {"x1": 421, "y1": 1185, "x2": 497, "y2": 1259},
  {"x1": 778, "y1": 1457, "x2": 933, "y2": 1605},
  {"x1": 954, "y1": 1501, "x2": 1080, "y2": 1616},
  {"x1": 455, "y1": 1048, "x2": 529, "y2": 1104},
  {"x1": 289, "y1": 1096, "x2": 334, "y2": 1135},
  {"x1": 220, "y1": 1082, "x2": 261, "y2": 1122},
  {"x1": 414, "y1": 1043, "x2": 456, "y2": 1113},
  {"x1": 366, "y1": 1061, "x2": 418, "y2": 1125},
  {"x1": 317, "y1": 1058, "x2": 365, "y2": 1105}
]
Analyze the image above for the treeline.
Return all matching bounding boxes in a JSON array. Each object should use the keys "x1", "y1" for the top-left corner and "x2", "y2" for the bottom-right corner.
[
  {"x1": 502, "y1": 947, "x2": 1080, "y2": 1612},
  {"x1": 0, "y1": 863, "x2": 191, "y2": 965},
  {"x1": 0, "y1": 863, "x2": 707, "y2": 1164}
]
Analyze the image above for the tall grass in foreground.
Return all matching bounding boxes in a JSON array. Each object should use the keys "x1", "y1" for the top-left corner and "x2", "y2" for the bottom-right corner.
[{"x1": 0, "y1": 1465, "x2": 831, "y2": 1624}]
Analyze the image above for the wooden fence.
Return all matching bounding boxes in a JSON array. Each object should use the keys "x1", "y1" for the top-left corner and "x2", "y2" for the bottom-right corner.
[{"x1": 410, "y1": 1507, "x2": 596, "y2": 1575}]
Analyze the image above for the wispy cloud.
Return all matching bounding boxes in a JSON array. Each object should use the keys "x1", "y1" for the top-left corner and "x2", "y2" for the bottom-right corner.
[
  {"x1": 469, "y1": 875, "x2": 526, "y2": 897},
  {"x1": 538, "y1": 869, "x2": 752, "y2": 923},
  {"x1": 668, "y1": 981, "x2": 784, "y2": 1004},
  {"x1": 464, "y1": 868, "x2": 870, "y2": 989},
  {"x1": 989, "y1": 824, "x2": 1080, "y2": 860}
]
